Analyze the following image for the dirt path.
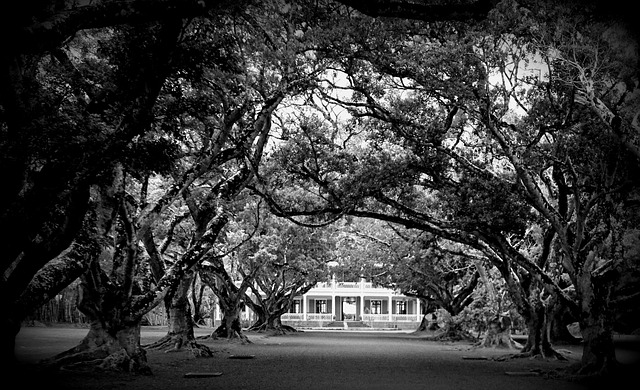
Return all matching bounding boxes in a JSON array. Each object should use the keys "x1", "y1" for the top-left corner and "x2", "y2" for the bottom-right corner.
[{"x1": 13, "y1": 326, "x2": 634, "y2": 390}]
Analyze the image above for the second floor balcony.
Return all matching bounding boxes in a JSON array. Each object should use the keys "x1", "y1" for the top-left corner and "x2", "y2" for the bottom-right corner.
[{"x1": 311, "y1": 278, "x2": 402, "y2": 296}]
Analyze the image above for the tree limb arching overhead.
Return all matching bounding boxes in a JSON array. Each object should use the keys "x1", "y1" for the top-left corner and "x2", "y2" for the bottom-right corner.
[{"x1": 335, "y1": 0, "x2": 499, "y2": 21}]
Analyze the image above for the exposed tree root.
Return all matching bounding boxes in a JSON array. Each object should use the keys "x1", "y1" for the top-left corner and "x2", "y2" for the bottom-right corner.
[
  {"x1": 432, "y1": 326, "x2": 477, "y2": 342},
  {"x1": 41, "y1": 345, "x2": 109, "y2": 369},
  {"x1": 475, "y1": 330, "x2": 523, "y2": 351},
  {"x1": 206, "y1": 322, "x2": 253, "y2": 344},
  {"x1": 489, "y1": 344, "x2": 569, "y2": 362},
  {"x1": 248, "y1": 323, "x2": 299, "y2": 335},
  {"x1": 42, "y1": 345, "x2": 152, "y2": 374},
  {"x1": 143, "y1": 334, "x2": 214, "y2": 357},
  {"x1": 493, "y1": 350, "x2": 557, "y2": 362},
  {"x1": 228, "y1": 330, "x2": 252, "y2": 344},
  {"x1": 198, "y1": 328, "x2": 253, "y2": 344}
]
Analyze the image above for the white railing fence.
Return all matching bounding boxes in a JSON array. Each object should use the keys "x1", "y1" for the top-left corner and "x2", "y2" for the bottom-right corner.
[
  {"x1": 362, "y1": 314, "x2": 420, "y2": 322},
  {"x1": 281, "y1": 313, "x2": 305, "y2": 321},
  {"x1": 312, "y1": 280, "x2": 390, "y2": 291},
  {"x1": 362, "y1": 314, "x2": 385, "y2": 322},
  {"x1": 392, "y1": 314, "x2": 420, "y2": 322},
  {"x1": 280, "y1": 313, "x2": 420, "y2": 323},
  {"x1": 336, "y1": 282, "x2": 360, "y2": 288},
  {"x1": 306, "y1": 314, "x2": 334, "y2": 321}
]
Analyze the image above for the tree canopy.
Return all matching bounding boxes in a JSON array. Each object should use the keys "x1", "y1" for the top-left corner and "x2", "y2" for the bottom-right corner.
[{"x1": 2, "y1": 0, "x2": 638, "y2": 380}]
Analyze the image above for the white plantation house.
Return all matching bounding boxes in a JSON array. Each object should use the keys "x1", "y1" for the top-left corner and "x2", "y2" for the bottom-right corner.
[{"x1": 211, "y1": 276, "x2": 424, "y2": 330}]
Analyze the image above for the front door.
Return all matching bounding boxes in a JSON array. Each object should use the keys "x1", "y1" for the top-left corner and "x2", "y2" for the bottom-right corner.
[{"x1": 342, "y1": 297, "x2": 356, "y2": 321}]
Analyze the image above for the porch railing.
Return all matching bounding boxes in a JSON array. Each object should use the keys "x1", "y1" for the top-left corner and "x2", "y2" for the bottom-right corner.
[
  {"x1": 336, "y1": 281, "x2": 360, "y2": 288},
  {"x1": 392, "y1": 314, "x2": 420, "y2": 322},
  {"x1": 306, "y1": 313, "x2": 334, "y2": 321},
  {"x1": 362, "y1": 314, "x2": 420, "y2": 322},
  {"x1": 281, "y1": 313, "x2": 305, "y2": 321},
  {"x1": 312, "y1": 280, "x2": 393, "y2": 292}
]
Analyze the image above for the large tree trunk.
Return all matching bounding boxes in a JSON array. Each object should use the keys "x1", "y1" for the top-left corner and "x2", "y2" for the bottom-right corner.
[
  {"x1": 43, "y1": 321, "x2": 149, "y2": 374},
  {"x1": 199, "y1": 263, "x2": 254, "y2": 343},
  {"x1": 190, "y1": 279, "x2": 208, "y2": 326},
  {"x1": 3, "y1": 261, "x2": 87, "y2": 366},
  {"x1": 0, "y1": 157, "x2": 90, "y2": 367},
  {"x1": 213, "y1": 307, "x2": 250, "y2": 343},
  {"x1": 249, "y1": 311, "x2": 297, "y2": 334},
  {"x1": 492, "y1": 291, "x2": 566, "y2": 359},
  {"x1": 414, "y1": 299, "x2": 438, "y2": 333},
  {"x1": 2, "y1": 192, "x2": 109, "y2": 366},
  {"x1": 479, "y1": 314, "x2": 523, "y2": 350},
  {"x1": 144, "y1": 272, "x2": 213, "y2": 357},
  {"x1": 576, "y1": 266, "x2": 618, "y2": 376},
  {"x1": 247, "y1": 303, "x2": 267, "y2": 330},
  {"x1": 245, "y1": 295, "x2": 298, "y2": 334},
  {"x1": 0, "y1": 316, "x2": 22, "y2": 369},
  {"x1": 580, "y1": 312, "x2": 617, "y2": 375},
  {"x1": 415, "y1": 314, "x2": 429, "y2": 332},
  {"x1": 519, "y1": 296, "x2": 552, "y2": 355},
  {"x1": 428, "y1": 309, "x2": 475, "y2": 341},
  {"x1": 548, "y1": 293, "x2": 582, "y2": 345},
  {"x1": 39, "y1": 255, "x2": 152, "y2": 374}
]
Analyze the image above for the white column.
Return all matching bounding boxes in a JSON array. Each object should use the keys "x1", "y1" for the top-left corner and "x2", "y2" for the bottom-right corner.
[
  {"x1": 331, "y1": 294, "x2": 335, "y2": 321},
  {"x1": 388, "y1": 295, "x2": 393, "y2": 321},
  {"x1": 303, "y1": 294, "x2": 308, "y2": 321},
  {"x1": 416, "y1": 299, "x2": 421, "y2": 321},
  {"x1": 359, "y1": 295, "x2": 364, "y2": 321}
]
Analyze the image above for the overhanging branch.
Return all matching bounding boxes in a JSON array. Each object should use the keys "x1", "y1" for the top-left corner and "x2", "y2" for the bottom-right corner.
[{"x1": 335, "y1": 0, "x2": 499, "y2": 22}]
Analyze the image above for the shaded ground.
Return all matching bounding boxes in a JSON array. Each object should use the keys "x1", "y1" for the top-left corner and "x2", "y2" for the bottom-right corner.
[{"x1": 12, "y1": 325, "x2": 640, "y2": 390}]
